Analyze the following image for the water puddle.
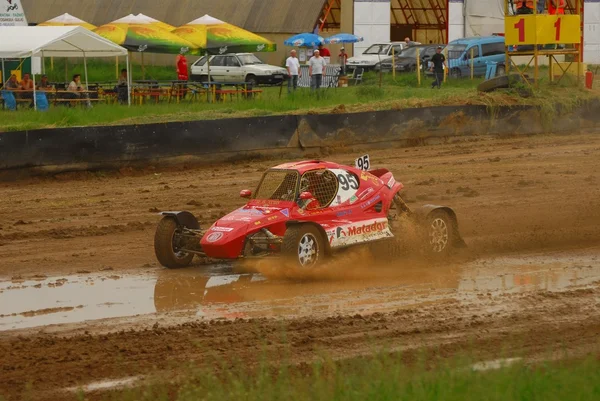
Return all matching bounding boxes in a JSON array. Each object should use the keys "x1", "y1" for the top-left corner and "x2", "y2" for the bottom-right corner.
[
  {"x1": 65, "y1": 376, "x2": 142, "y2": 392},
  {"x1": 1, "y1": 248, "x2": 599, "y2": 331},
  {"x1": 471, "y1": 357, "x2": 522, "y2": 372}
]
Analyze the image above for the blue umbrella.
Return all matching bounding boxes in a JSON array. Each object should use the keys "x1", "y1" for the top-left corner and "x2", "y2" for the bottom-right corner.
[
  {"x1": 324, "y1": 33, "x2": 364, "y2": 45},
  {"x1": 284, "y1": 33, "x2": 324, "y2": 47}
]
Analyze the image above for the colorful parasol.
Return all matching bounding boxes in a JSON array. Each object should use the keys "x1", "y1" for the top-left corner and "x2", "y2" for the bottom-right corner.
[
  {"x1": 135, "y1": 13, "x2": 176, "y2": 32},
  {"x1": 38, "y1": 13, "x2": 96, "y2": 30},
  {"x1": 324, "y1": 33, "x2": 364, "y2": 45},
  {"x1": 284, "y1": 33, "x2": 325, "y2": 48},
  {"x1": 94, "y1": 14, "x2": 195, "y2": 54},
  {"x1": 172, "y1": 15, "x2": 276, "y2": 55}
]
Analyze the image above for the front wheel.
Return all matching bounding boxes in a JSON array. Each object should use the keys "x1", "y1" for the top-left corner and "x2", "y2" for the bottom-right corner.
[
  {"x1": 154, "y1": 217, "x2": 194, "y2": 268},
  {"x1": 450, "y1": 68, "x2": 462, "y2": 79},
  {"x1": 425, "y1": 210, "x2": 455, "y2": 257},
  {"x1": 281, "y1": 225, "x2": 325, "y2": 268}
]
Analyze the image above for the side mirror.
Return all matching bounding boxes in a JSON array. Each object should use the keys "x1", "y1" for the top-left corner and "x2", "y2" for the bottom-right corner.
[
  {"x1": 240, "y1": 190, "x2": 252, "y2": 198},
  {"x1": 299, "y1": 191, "x2": 313, "y2": 200}
]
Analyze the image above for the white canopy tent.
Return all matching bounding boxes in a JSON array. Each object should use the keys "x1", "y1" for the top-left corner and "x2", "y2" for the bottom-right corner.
[{"x1": 0, "y1": 26, "x2": 130, "y2": 108}]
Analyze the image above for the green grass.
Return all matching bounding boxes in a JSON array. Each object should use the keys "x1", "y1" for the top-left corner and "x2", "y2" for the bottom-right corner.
[
  {"x1": 1, "y1": 59, "x2": 597, "y2": 133},
  {"x1": 100, "y1": 350, "x2": 600, "y2": 401}
]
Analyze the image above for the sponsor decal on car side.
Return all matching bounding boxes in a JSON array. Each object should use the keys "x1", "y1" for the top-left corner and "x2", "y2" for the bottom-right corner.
[
  {"x1": 360, "y1": 194, "x2": 381, "y2": 209},
  {"x1": 336, "y1": 210, "x2": 352, "y2": 218},
  {"x1": 211, "y1": 226, "x2": 234, "y2": 232},
  {"x1": 360, "y1": 171, "x2": 383, "y2": 185},
  {"x1": 358, "y1": 187, "x2": 375, "y2": 200},
  {"x1": 326, "y1": 218, "x2": 393, "y2": 248},
  {"x1": 206, "y1": 232, "x2": 223, "y2": 243},
  {"x1": 387, "y1": 176, "x2": 396, "y2": 189}
]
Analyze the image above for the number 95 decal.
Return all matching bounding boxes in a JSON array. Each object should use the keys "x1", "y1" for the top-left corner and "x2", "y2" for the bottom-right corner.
[{"x1": 337, "y1": 173, "x2": 359, "y2": 191}]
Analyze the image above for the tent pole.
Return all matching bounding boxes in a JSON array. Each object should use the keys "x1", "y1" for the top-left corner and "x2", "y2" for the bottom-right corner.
[
  {"x1": 1, "y1": 58, "x2": 5, "y2": 86},
  {"x1": 32, "y1": 53, "x2": 37, "y2": 111},
  {"x1": 126, "y1": 53, "x2": 131, "y2": 106},
  {"x1": 84, "y1": 52, "x2": 89, "y2": 90},
  {"x1": 116, "y1": 56, "x2": 119, "y2": 80}
]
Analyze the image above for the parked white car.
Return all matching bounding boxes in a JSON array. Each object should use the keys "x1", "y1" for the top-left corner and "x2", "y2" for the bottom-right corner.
[
  {"x1": 190, "y1": 53, "x2": 288, "y2": 85},
  {"x1": 347, "y1": 42, "x2": 414, "y2": 72}
]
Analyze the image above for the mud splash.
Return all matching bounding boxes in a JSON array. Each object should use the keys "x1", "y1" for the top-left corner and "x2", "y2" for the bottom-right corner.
[{"x1": 1, "y1": 247, "x2": 598, "y2": 331}]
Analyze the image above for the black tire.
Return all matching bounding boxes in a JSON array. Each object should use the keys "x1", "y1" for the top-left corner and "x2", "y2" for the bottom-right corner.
[
  {"x1": 198, "y1": 75, "x2": 209, "y2": 83},
  {"x1": 450, "y1": 68, "x2": 462, "y2": 79},
  {"x1": 281, "y1": 225, "x2": 325, "y2": 268},
  {"x1": 424, "y1": 210, "x2": 454, "y2": 257},
  {"x1": 154, "y1": 217, "x2": 194, "y2": 269},
  {"x1": 496, "y1": 65, "x2": 506, "y2": 76},
  {"x1": 245, "y1": 74, "x2": 258, "y2": 87},
  {"x1": 477, "y1": 73, "x2": 524, "y2": 93}
]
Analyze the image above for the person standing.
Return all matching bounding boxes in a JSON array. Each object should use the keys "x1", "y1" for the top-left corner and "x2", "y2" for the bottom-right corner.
[
  {"x1": 549, "y1": 0, "x2": 565, "y2": 14},
  {"x1": 515, "y1": 1, "x2": 534, "y2": 14},
  {"x1": 339, "y1": 47, "x2": 348, "y2": 76},
  {"x1": 176, "y1": 51, "x2": 189, "y2": 81},
  {"x1": 286, "y1": 49, "x2": 301, "y2": 93},
  {"x1": 175, "y1": 51, "x2": 188, "y2": 99},
  {"x1": 308, "y1": 49, "x2": 327, "y2": 92},
  {"x1": 430, "y1": 46, "x2": 445, "y2": 89}
]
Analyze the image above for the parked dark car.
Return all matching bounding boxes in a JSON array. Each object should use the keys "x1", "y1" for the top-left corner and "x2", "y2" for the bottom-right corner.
[{"x1": 380, "y1": 44, "x2": 443, "y2": 73}]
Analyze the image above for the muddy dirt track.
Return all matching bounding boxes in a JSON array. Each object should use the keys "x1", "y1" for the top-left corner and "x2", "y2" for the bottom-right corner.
[{"x1": 1, "y1": 132, "x2": 600, "y2": 400}]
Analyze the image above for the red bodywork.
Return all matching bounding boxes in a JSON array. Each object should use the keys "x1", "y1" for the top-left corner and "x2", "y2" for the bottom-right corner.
[{"x1": 199, "y1": 160, "x2": 403, "y2": 259}]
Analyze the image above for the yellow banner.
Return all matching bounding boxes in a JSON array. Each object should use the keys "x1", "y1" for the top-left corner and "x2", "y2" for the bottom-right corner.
[{"x1": 505, "y1": 15, "x2": 580, "y2": 46}]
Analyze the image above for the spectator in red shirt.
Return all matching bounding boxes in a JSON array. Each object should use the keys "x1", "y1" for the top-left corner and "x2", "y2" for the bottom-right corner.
[
  {"x1": 176, "y1": 51, "x2": 188, "y2": 81},
  {"x1": 549, "y1": 0, "x2": 565, "y2": 14},
  {"x1": 317, "y1": 43, "x2": 331, "y2": 58}
]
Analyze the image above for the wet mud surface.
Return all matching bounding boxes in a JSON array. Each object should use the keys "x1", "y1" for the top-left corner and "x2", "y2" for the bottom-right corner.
[{"x1": 0, "y1": 133, "x2": 600, "y2": 399}]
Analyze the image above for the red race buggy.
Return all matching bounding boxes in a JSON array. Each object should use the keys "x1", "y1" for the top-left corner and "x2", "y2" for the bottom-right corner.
[{"x1": 154, "y1": 157, "x2": 465, "y2": 268}]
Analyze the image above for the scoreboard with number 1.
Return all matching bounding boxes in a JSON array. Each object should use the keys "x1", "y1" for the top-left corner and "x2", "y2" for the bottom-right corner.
[{"x1": 505, "y1": 15, "x2": 580, "y2": 46}]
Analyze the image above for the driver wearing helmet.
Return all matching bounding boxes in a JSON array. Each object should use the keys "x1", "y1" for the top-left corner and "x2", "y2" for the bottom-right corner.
[{"x1": 299, "y1": 175, "x2": 321, "y2": 210}]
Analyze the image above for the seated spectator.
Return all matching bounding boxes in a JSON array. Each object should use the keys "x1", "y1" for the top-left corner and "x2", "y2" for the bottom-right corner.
[
  {"x1": 19, "y1": 73, "x2": 34, "y2": 107},
  {"x1": 37, "y1": 75, "x2": 54, "y2": 91},
  {"x1": 20, "y1": 73, "x2": 34, "y2": 92},
  {"x1": 4, "y1": 74, "x2": 19, "y2": 90},
  {"x1": 67, "y1": 74, "x2": 92, "y2": 107}
]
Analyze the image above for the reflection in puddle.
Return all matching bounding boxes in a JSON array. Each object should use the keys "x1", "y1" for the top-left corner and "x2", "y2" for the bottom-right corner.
[{"x1": 0, "y1": 248, "x2": 599, "y2": 331}]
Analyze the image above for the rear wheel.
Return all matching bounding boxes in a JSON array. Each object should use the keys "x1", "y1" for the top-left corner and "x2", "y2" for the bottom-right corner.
[
  {"x1": 425, "y1": 210, "x2": 454, "y2": 257},
  {"x1": 450, "y1": 68, "x2": 462, "y2": 79},
  {"x1": 154, "y1": 217, "x2": 194, "y2": 268},
  {"x1": 282, "y1": 225, "x2": 325, "y2": 268}
]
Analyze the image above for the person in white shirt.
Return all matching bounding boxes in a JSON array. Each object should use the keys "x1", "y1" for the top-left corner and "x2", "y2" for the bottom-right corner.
[
  {"x1": 285, "y1": 49, "x2": 301, "y2": 93},
  {"x1": 308, "y1": 50, "x2": 327, "y2": 91}
]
